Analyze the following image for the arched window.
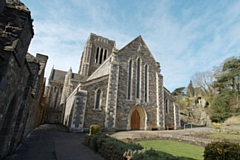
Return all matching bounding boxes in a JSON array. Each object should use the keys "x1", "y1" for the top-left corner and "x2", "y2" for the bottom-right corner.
[
  {"x1": 104, "y1": 49, "x2": 107, "y2": 60},
  {"x1": 95, "y1": 89, "x2": 101, "y2": 109},
  {"x1": 99, "y1": 48, "x2": 103, "y2": 64},
  {"x1": 127, "y1": 60, "x2": 132, "y2": 99},
  {"x1": 144, "y1": 65, "x2": 148, "y2": 102},
  {"x1": 136, "y1": 58, "x2": 141, "y2": 98},
  {"x1": 95, "y1": 47, "x2": 99, "y2": 63},
  {"x1": 165, "y1": 99, "x2": 169, "y2": 114}
]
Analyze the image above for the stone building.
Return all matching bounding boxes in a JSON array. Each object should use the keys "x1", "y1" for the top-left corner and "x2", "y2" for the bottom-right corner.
[
  {"x1": 46, "y1": 33, "x2": 180, "y2": 131},
  {"x1": 44, "y1": 68, "x2": 82, "y2": 124},
  {"x1": 0, "y1": 1, "x2": 48, "y2": 158}
]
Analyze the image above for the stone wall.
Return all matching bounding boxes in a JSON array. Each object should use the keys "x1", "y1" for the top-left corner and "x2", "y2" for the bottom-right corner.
[
  {"x1": 81, "y1": 77, "x2": 109, "y2": 129},
  {"x1": 0, "y1": 1, "x2": 34, "y2": 158},
  {"x1": 164, "y1": 88, "x2": 175, "y2": 128},
  {"x1": 0, "y1": 1, "x2": 48, "y2": 158}
]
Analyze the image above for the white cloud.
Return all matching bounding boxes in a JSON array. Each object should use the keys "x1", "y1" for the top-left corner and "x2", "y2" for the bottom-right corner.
[{"x1": 22, "y1": 0, "x2": 240, "y2": 92}]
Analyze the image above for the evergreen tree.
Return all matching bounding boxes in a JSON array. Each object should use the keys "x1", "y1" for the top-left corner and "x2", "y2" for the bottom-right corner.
[
  {"x1": 211, "y1": 57, "x2": 240, "y2": 122},
  {"x1": 210, "y1": 89, "x2": 235, "y2": 122},
  {"x1": 172, "y1": 87, "x2": 185, "y2": 96},
  {"x1": 186, "y1": 80, "x2": 194, "y2": 97},
  {"x1": 172, "y1": 87, "x2": 186, "y2": 110},
  {"x1": 213, "y1": 57, "x2": 240, "y2": 93}
]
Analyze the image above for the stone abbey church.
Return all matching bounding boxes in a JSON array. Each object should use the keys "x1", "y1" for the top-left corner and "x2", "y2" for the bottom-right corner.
[{"x1": 45, "y1": 33, "x2": 180, "y2": 131}]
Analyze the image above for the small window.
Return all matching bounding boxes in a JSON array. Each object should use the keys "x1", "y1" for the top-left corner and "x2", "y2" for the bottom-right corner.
[
  {"x1": 95, "y1": 89, "x2": 101, "y2": 109},
  {"x1": 165, "y1": 99, "x2": 169, "y2": 114}
]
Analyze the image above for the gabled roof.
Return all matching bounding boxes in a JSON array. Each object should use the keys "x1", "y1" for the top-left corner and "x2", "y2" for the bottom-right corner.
[
  {"x1": 71, "y1": 73, "x2": 82, "y2": 80},
  {"x1": 49, "y1": 67, "x2": 67, "y2": 83},
  {"x1": 118, "y1": 35, "x2": 155, "y2": 60},
  {"x1": 87, "y1": 56, "x2": 111, "y2": 81}
]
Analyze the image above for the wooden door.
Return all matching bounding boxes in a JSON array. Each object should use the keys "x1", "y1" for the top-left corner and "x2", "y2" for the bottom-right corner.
[{"x1": 131, "y1": 110, "x2": 140, "y2": 130}]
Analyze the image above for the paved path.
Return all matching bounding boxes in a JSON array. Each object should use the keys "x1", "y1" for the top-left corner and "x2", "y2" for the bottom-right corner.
[
  {"x1": 4, "y1": 124, "x2": 211, "y2": 160},
  {"x1": 4, "y1": 124, "x2": 105, "y2": 160}
]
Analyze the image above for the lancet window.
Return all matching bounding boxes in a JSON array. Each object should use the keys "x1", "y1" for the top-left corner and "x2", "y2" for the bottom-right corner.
[
  {"x1": 136, "y1": 58, "x2": 141, "y2": 99},
  {"x1": 144, "y1": 65, "x2": 148, "y2": 102},
  {"x1": 95, "y1": 89, "x2": 101, "y2": 109},
  {"x1": 127, "y1": 60, "x2": 132, "y2": 99}
]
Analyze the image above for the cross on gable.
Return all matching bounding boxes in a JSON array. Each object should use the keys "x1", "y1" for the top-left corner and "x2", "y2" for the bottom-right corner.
[{"x1": 137, "y1": 43, "x2": 142, "y2": 53}]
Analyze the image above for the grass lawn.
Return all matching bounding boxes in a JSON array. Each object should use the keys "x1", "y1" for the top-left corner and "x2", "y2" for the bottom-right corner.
[
  {"x1": 208, "y1": 133, "x2": 240, "y2": 140},
  {"x1": 138, "y1": 140, "x2": 204, "y2": 160}
]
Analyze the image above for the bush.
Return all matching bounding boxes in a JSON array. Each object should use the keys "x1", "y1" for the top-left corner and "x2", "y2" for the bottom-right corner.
[
  {"x1": 213, "y1": 123, "x2": 221, "y2": 129},
  {"x1": 204, "y1": 141, "x2": 240, "y2": 160},
  {"x1": 84, "y1": 134, "x2": 188, "y2": 160},
  {"x1": 84, "y1": 134, "x2": 143, "y2": 160},
  {"x1": 89, "y1": 125, "x2": 101, "y2": 135},
  {"x1": 131, "y1": 148, "x2": 181, "y2": 160}
]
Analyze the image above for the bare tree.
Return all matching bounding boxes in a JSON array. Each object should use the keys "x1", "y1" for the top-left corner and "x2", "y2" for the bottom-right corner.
[{"x1": 191, "y1": 71, "x2": 215, "y2": 98}]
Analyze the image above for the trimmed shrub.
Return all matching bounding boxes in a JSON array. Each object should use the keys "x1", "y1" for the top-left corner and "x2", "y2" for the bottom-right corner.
[
  {"x1": 89, "y1": 125, "x2": 101, "y2": 135},
  {"x1": 130, "y1": 148, "x2": 181, "y2": 160},
  {"x1": 99, "y1": 136, "x2": 143, "y2": 160},
  {"x1": 83, "y1": 134, "x2": 91, "y2": 146},
  {"x1": 84, "y1": 134, "x2": 143, "y2": 160},
  {"x1": 84, "y1": 134, "x2": 188, "y2": 160},
  {"x1": 204, "y1": 141, "x2": 240, "y2": 160}
]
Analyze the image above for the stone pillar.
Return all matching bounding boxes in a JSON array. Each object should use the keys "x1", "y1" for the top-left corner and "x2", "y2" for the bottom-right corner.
[
  {"x1": 173, "y1": 102, "x2": 177, "y2": 129},
  {"x1": 156, "y1": 73, "x2": 164, "y2": 130},
  {"x1": 105, "y1": 54, "x2": 119, "y2": 131}
]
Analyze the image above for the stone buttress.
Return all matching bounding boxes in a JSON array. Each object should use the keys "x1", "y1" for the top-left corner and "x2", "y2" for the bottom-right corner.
[{"x1": 105, "y1": 52, "x2": 119, "y2": 131}]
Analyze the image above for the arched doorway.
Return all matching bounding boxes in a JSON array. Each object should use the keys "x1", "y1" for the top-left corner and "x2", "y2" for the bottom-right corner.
[
  {"x1": 128, "y1": 106, "x2": 147, "y2": 130},
  {"x1": 131, "y1": 110, "x2": 140, "y2": 130}
]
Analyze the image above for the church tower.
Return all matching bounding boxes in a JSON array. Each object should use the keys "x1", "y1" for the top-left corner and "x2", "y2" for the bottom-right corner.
[{"x1": 78, "y1": 33, "x2": 116, "y2": 76}]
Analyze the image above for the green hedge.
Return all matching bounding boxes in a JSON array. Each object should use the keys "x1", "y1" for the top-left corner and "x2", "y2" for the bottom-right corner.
[
  {"x1": 204, "y1": 141, "x2": 240, "y2": 160},
  {"x1": 84, "y1": 134, "x2": 186, "y2": 160},
  {"x1": 84, "y1": 134, "x2": 143, "y2": 160},
  {"x1": 131, "y1": 148, "x2": 184, "y2": 160}
]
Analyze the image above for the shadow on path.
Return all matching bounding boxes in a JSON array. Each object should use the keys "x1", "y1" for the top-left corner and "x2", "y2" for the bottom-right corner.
[{"x1": 4, "y1": 124, "x2": 106, "y2": 160}]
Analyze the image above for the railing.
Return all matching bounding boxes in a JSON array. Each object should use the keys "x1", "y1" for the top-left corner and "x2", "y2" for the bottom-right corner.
[
  {"x1": 183, "y1": 123, "x2": 206, "y2": 129},
  {"x1": 184, "y1": 123, "x2": 193, "y2": 129}
]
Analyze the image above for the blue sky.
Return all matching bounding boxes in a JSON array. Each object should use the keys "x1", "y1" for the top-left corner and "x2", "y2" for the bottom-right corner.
[{"x1": 21, "y1": 0, "x2": 240, "y2": 92}]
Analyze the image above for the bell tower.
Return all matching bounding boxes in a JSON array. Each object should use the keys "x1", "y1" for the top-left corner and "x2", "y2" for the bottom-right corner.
[{"x1": 78, "y1": 33, "x2": 116, "y2": 76}]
